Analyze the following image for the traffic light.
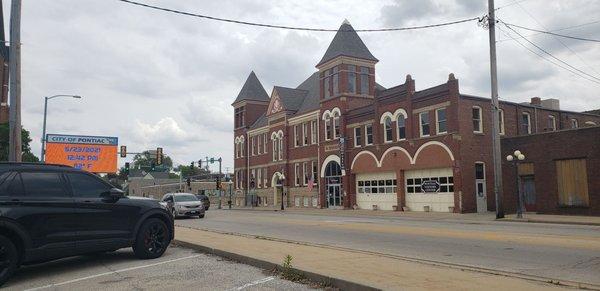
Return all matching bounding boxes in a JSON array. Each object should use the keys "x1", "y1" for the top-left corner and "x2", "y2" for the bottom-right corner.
[
  {"x1": 120, "y1": 146, "x2": 127, "y2": 158},
  {"x1": 198, "y1": 160, "x2": 202, "y2": 168},
  {"x1": 216, "y1": 176, "x2": 221, "y2": 190},
  {"x1": 156, "y1": 147, "x2": 163, "y2": 165},
  {"x1": 190, "y1": 161, "x2": 195, "y2": 169},
  {"x1": 150, "y1": 162, "x2": 156, "y2": 171},
  {"x1": 124, "y1": 162, "x2": 130, "y2": 174},
  {"x1": 186, "y1": 177, "x2": 191, "y2": 187},
  {"x1": 210, "y1": 158, "x2": 215, "y2": 164}
]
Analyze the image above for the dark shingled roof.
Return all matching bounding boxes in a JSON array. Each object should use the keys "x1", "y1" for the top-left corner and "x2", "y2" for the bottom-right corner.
[
  {"x1": 232, "y1": 71, "x2": 270, "y2": 104},
  {"x1": 295, "y1": 72, "x2": 320, "y2": 114},
  {"x1": 249, "y1": 113, "x2": 268, "y2": 129},
  {"x1": 274, "y1": 86, "x2": 308, "y2": 112},
  {"x1": 316, "y1": 20, "x2": 378, "y2": 67}
]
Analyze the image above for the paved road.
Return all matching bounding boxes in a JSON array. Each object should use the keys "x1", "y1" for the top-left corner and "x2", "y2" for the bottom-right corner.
[
  {"x1": 177, "y1": 209, "x2": 600, "y2": 286},
  {"x1": 4, "y1": 245, "x2": 312, "y2": 291}
]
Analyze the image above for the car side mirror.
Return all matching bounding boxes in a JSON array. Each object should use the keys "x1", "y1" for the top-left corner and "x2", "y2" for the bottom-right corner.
[{"x1": 103, "y1": 188, "x2": 124, "y2": 200}]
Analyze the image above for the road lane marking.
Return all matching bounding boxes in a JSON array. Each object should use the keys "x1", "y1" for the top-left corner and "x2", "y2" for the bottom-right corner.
[
  {"x1": 24, "y1": 254, "x2": 203, "y2": 291},
  {"x1": 234, "y1": 276, "x2": 275, "y2": 290}
]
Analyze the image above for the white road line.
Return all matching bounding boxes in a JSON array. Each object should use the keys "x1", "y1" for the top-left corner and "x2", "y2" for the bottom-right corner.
[
  {"x1": 24, "y1": 254, "x2": 203, "y2": 291},
  {"x1": 235, "y1": 276, "x2": 275, "y2": 290}
]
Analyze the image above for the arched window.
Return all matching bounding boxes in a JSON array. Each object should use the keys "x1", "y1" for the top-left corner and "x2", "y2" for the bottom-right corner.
[
  {"x1": 324, "y1": 113, "x2": 332, "y2": 140},
  {"x1": 571, "y1": 119, "x2": 578, "y2": 129},
  {"x1": 333, "y1": 111, "x2": 341, "y2": 139},
  {"x1": 548, "y1": 115, "x2": 556, "y2": 131},
  {"x1": 383, "y1": 116, "x2": 393, "y2": 142},
  {"x1": 396, "y1": 114, "x2": 406, "y2": 140}
]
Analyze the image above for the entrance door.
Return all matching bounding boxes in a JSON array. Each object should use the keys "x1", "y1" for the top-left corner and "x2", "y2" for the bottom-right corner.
[
  {"x1": 521, "y1": 176, "x2": 536, "y2": 212},
  {"x1": 475, "y1": 162, "x2": 488, "y2": 213},
  {"x1": 324, "y1": 161, "x2": 343, "y2": 208},
  {"x1": 327, "y1": 184, "x2": 341, "y2": 207}
]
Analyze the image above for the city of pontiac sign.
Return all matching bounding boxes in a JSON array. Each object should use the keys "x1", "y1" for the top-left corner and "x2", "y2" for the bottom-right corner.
[{"x1": 421, "y1": 180, "x2": 440, "y2": 193}]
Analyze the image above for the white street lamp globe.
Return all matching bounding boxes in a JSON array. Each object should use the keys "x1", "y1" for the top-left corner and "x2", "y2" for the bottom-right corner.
[
  {"x1": 518, "y1": 154, "x2": 525, "y2": 161},
  {"x1": 506, "y1": 155, "x2": 514, "y2": 162},
  {"x1": 514, "y1": 150, "x2": 521, "y2": 156}
]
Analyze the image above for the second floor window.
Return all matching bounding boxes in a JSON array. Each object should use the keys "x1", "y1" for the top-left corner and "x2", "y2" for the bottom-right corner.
[
  {"x1": 325, "y1": 118, "x2": 332, "y2": 140},
  {"x1": 472, "y1": 106, "x2": 483, "y2": 133},
  {"x1": 294, "y1": 125, "x2": 300, "y2": 147},
  {"x1": 548, "y1": 115, "x2": 556, "y2": 131},
  {"x1": 522, "y1": 112, "x2": 531, "y2": 134},
  {"x1": 420, "y1": 112, "x2": 430, "y2": 137},
  {"x1": 384, "y1": 116, "x2": 393, "y2": 142},
  {"x1": 436, "y1": 108, "x2": 447, "y2": 134},
  {"x1": 354, "y1": 127, "x2": 362, "y2": 147},
  {"x1": 303, "y1": 123, "x2": 308, "y2": 146},
  {"x1": 333, "y1": 114, "x2": 341, "y2": 139},
  {"x1": 365, "y1": 124, "x2": 373, "y2": 145},
  {"x1": 311, "y1": 120, "x2": 317, "y2": 144},
  {"x1": 324, "y1": 71, "x2": 331, "y2": 99},
  {"x1": 499, "y1": 109, "x2": 505, "y2": 135},
  {"x1": 397, "y1": 114, "x2": 406, "y2": 140},
  {"x1": 333, "y1": 67, "x2": 339, "y2": 96}
]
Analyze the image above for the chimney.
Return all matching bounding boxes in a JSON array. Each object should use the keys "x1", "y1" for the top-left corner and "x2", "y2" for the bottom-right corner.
[{"x1": 530, "y1": 97, "x2": 542, "y2": 106}]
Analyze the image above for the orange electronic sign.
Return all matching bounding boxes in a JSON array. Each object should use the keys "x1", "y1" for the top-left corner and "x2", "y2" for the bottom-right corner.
[{"x1": 45, "y1": 134, "x2": 118, "y2": 173}]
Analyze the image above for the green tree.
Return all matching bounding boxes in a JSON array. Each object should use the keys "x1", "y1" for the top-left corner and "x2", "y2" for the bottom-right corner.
[
  {"x1": 0, "y1": 123, "x2": 40, "y2": 162},
  {"x1": 132, "y1": 150, "x2": 173, "y2": 169},
  {"x1": 177, "y1": 164, "x2": 208, "y2": 178}
]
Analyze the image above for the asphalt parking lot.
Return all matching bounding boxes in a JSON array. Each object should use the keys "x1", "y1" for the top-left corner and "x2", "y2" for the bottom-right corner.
[{"x1": 3, "y1": 245, "x2": 313, "y2": 291}]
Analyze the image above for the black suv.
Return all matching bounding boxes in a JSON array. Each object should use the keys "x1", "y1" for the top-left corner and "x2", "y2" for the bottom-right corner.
[{"x1": 0, "y1": 163, "x2": 174, "y2": 286}]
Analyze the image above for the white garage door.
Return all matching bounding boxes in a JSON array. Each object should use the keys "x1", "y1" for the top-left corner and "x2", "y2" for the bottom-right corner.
[
  {"x1": 356, "y1": 172, "x2": 397, "y2": 210},
  {"x1": 405, "y1": 168, "x2": 454, "y2": 212}
]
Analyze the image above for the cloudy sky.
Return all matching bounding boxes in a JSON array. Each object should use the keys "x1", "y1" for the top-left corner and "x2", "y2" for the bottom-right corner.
[{"x1": 6, "y1": 0, "x2": 600, "y2": 172}]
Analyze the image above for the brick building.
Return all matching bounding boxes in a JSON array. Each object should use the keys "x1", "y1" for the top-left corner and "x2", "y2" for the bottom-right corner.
[
  {"x1": 0, "y1": 2, "x2": 10, "y2": 124},
  {"x1": 502, "y1": 126, "x2": 600, "y2": 216},
  {"x1": 232, "y1": 21, "x2": 600, "y2": 213}
]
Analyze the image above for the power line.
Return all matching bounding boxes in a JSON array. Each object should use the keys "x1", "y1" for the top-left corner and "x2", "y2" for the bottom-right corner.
[
  {"x1": 495, "y1": 0, "x2": 530, "y2": 11},
  {"x1": 497, "y1": 22, "x2": 600, "y2": 85},
  {"x1": 504, "y1": 22, "x2": 600, "y2": 43},
  {"x1": 513, "y1": 2, "x2": 600, "y2": 79},
  {"x1": 116, "y1": 0, "x2": 479, "y2": 32},
  {"x1": 496, "y1": 26, "x2": 599, "y2": 85},
  {"x1": 497, "y1": 19, "x2": 600, "y2": 42}
]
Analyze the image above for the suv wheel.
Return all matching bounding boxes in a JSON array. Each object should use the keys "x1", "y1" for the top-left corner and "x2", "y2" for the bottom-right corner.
[
  {"x1": 133, "y1": 218, "x2": 170, "y2": 259},
  {"x1": 0, "y1": 235, "x2": 18, "y2": 286}
]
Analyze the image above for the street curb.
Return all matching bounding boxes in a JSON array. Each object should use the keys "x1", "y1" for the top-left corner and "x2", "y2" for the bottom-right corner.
[
  {"x1": 227, "y1": 208, "x2": 600, "y2": 227},
  {"x1": 173, "y1": 239, "x2": 380, "y2": 291},
  {"x1": 501, "y1": 218, "x2": 600, "y2": 227}
]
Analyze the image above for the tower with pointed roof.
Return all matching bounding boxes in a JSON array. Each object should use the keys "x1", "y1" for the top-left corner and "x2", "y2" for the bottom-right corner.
[
  {"x1": 232, "y1": 71, "x2": 270, "y2": 130},
  {"x1": 317, "y1": 20, "x2": 378, "y2": 107},
  {"x1": 0, "y1": 0, "x2": 9, "y2": 124}
]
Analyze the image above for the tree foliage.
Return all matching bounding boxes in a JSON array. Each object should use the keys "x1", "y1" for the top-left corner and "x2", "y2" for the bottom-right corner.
[
  {"x1": 0, "y1": 123, "x2": 40, "y2": 162},
  {"x1": 132, "y1": 150, "x2": 173, "y2": 169}
]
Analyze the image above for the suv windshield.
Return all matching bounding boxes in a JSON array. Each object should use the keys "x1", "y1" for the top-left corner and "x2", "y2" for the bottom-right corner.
[{"x1": 174, "y1": 194, "x2": 198, "y2": 202}]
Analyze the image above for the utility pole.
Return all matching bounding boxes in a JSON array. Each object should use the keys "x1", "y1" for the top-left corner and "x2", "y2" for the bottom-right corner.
[
  {"x1": 8, "y1": 0, "x2": 22, "y2": 162},
  {"x1": 488, "y1": 0, "x2": 504, "y2": 219}
]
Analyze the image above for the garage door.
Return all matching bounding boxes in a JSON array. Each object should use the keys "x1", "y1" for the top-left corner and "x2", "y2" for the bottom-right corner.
[
  {"x1": 405, "y1": 168, "x2": 454, "y2": 212},
  {"x1": 356, "y1": 172, "x2": 397, "y2": 210}
]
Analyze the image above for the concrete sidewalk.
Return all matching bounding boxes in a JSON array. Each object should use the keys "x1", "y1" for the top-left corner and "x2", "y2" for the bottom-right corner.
[
  {"x1": 229, "y1": 207, "x2": 600, "y2": 226},
  {"x1": 174, "y1": 226, "x2": 580, "y2": 291}
]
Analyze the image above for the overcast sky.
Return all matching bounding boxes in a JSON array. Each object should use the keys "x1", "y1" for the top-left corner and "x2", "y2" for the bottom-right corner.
[{"x1": 6, "y1": 0, "x2": 600, "y2": 172}]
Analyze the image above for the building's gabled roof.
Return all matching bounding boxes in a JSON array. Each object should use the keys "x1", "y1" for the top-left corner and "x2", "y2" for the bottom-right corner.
[
  {"x1": 232, "y1": 71, "x2": 270, "y2": 104},
  {"x1": 316, "y1": 20, "x2": 378, "y2": 67},
  {"x1": 274, "y1": 86, "x2": 309, "y2": 112}
]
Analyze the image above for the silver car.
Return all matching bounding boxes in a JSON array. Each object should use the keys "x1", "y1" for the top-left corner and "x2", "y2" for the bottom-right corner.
[{"x1": 161, "y1": 193, "x2": 205, "y2": 219}]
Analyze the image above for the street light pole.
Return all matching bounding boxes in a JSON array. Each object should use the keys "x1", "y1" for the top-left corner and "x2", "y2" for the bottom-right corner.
[
  {"x1": 40, "y1": 95, "x2": 82, "y2": 162},
  {"x1": 506, "y1": 150, "x2": 526, "y2": 218}
]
